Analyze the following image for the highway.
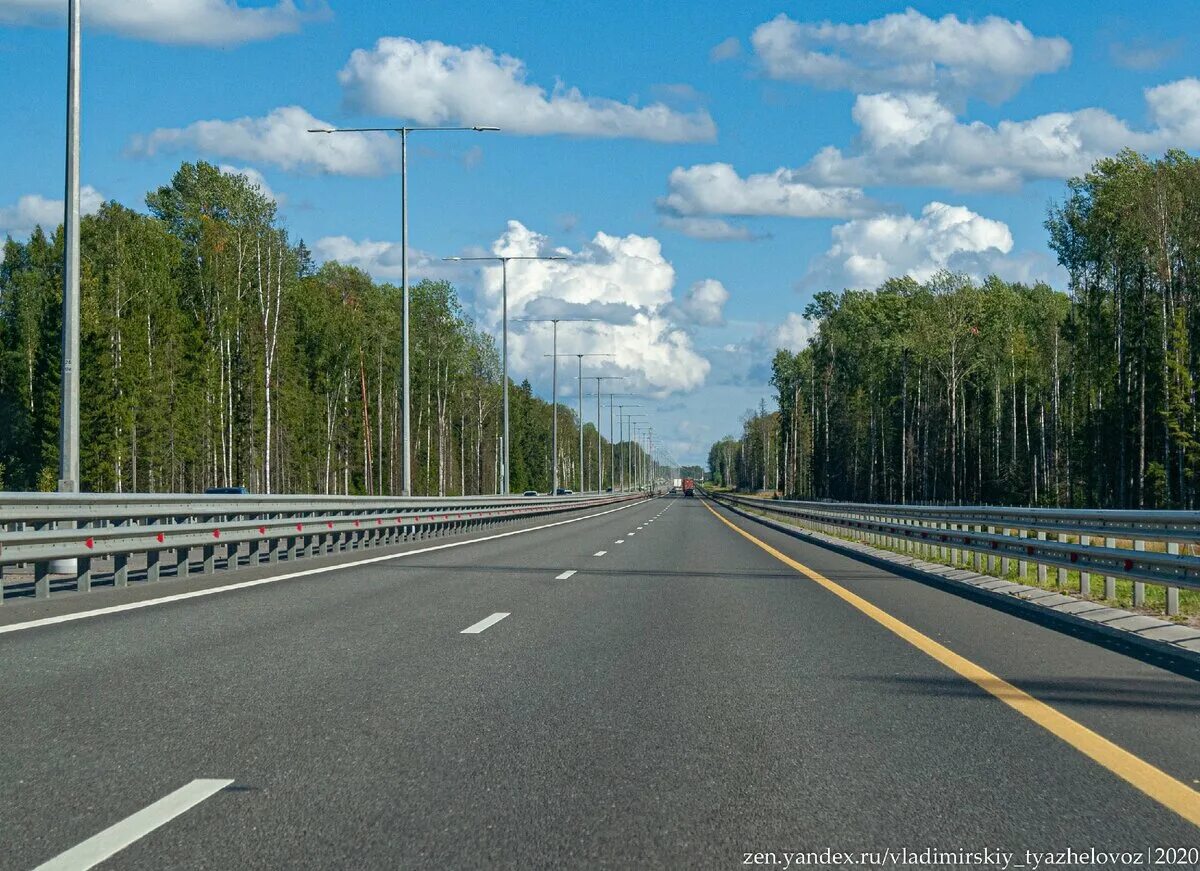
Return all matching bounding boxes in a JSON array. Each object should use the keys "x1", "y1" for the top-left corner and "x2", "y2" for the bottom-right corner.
[{"x1": 2, "y1": 494, "x2": 1198, "y2": 869}]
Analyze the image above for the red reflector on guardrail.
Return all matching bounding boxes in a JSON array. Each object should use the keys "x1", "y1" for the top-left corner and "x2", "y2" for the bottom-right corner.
[
  {"x1": 212, "y1": 529, "x2": 220, "y2": 538},
  {"x1": 1070, "y1": 552, "x2": 1079, "y2": 563},
  {"x1": 1124, "y1": 559, "x2": 1134, "y2": 571},
  {"x1": 156, "y1": 532, "x2": 165, "y2": 543},
  {"x1": 258, "y1": 526, "x2": 266, "y2": 534},
  {"x1": 84, "y1": 537, "x2": 94, "y2": 549}
]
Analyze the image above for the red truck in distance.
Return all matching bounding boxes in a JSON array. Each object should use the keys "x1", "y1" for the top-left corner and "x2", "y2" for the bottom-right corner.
[{"x1": 682, "y1": 478, "x2": 695, "y2": 497}]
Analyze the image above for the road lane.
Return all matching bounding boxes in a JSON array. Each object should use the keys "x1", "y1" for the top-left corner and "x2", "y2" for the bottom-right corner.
[{"x1": 1, "y1": 493, "x2": 1197, "y2": 868}]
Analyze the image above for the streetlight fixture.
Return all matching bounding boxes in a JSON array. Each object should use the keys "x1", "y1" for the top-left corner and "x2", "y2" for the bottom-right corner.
[
  {"x1": 445, "y1": 255, "x2": 567, "y2": 495},
  {"x1": 547, "y1": 353, "x2": 613, "y2": 491},
  {"x1": 308, "y1": 124, "x2": 499, "y2": 496},
  {"x1": 516, "y1": 317, "x2": 596, "y2": 494},
  {"x1": 603, "y1": 394, "x2": 639, "y2": 491},
  {"x1": 583, "y1": 377, "x2": 624, "y2": 492},
  {"x1": 622, "y1": 413, "x2": 647, "y2": 490}
]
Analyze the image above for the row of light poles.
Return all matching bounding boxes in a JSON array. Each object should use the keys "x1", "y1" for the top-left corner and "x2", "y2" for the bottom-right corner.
[{"x1": 53, "y1": 1, "x2": 653, "y2": 500}]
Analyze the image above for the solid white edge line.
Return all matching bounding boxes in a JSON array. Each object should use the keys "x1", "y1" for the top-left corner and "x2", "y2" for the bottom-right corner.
[
  {"x1": 555, "y1": 570, "x2": 577, "y2": 580},
  {"x1": 593, "y1": 551, "x2": 607, "y2": 556},
  {"x1": 1, "y1": 500, "x2": 646, "y2": 636},
  {"x1": 34, "y1": 778, "x2": 233, "y2": 871},
  {"x1": 461, "y1": 612, "x2": 510, "y2": 634}
]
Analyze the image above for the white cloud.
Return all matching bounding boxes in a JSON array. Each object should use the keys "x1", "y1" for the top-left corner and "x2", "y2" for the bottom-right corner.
[
  {"x1": 675, "y1": 279, "x2": 729, "y2": 326},
  {"x1": 801, "y1": 81, "x2": 1200, "y2": 192},
  {"x1": 309, "y1": 236, "x2": 465, "y2": 283},
  {"x1": 0, "y1": 0, "x2": 327, "y2": 46},
  {"x1": 659, "y1": 162, "x2": 874, "y2": 220},
  {"x1": 128, "y1": 106, "x2": 399, "y2": 176},
  {"x1": 454, "y1": 220, "x2": 712, "y2": 396},
  {"x1": 659, "y1": 216, "x2": 763, "y2": 241},
  {"x1": 805, "y1": 202, "x2": 1015, "y2": 289},
  {"x1": 709, "y1": 36, "x2": 742, "y2": 62},
  {"x1": 773, "y1": 312, "x2": 816, "y2": 352},
  {"x1": 751, "y1": 9, "x2": 1070, "y2": 104},
  {"x1": 0, "y1": 185, "x2": 103, "y2": 240},
  {"x1": 219, "y1": 165, "x2": 284, "y2": 205},
  {"x1": 338, "y1": 36, "x2": 716, "y2": 143}
]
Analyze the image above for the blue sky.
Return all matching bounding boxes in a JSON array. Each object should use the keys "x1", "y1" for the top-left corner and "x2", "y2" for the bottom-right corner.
[{"x1": 2, "y1": 1, "x2": 1199, "y2": 465}]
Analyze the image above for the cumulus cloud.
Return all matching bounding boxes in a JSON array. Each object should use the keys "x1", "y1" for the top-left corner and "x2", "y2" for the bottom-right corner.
[
  {"x1": 773, "y1": 312, "x2": 817, "y2": 352},
  {"x1": 800, "y1": 80, "x2": 1200, "y2": 192},
  {"x1": 659, "y1": 162, "x2": 875, "y2": 220},
  {"x1": 0, "y1": 0, "x2": 328, "y2": 46},
  {"x1": 804, "y1": 202, "x2": 1015, "y2": 289},
  {"x1": 458, "y1": 220, "x2": 712, "y2": 396},
  {"x1": 659, "y1": 216, "x2": 764, "y2": 241},
  {"x1": 751, "y1": 9, "x2": 1070, "y2": 104},
  {"x1": 0, "y1": 185, "x2": 104, "y2": 240},
  {"x1": 0, "y1": 185, "x2": 103, "y2": 263},
  {"x1": 310, "y1": 236, "x2": 466, "y2": 283},
  {"x1": 128, "y1": 106, "x2": 399, "y2": 176},
  {"x1": 674, "y1": 279, "x2": 729, "y2": 326},
  {"x1": 338, "y1": 37, "x2": 716, "y2": 143}
]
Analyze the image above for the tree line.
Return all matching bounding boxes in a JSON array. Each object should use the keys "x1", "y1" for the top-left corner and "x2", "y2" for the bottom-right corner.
[
  {"x1": 0, "y1": 161, "x2": 650, "y2": 496},
  {"x1": 710, "y1": 150, "x2": 1200, "y2": 509}
]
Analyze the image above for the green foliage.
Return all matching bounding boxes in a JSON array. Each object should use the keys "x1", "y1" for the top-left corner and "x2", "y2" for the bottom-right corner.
[
  {"x1": 714, "y1": 151, "x2": 1200, "y2": 508},
  {"x1": 0, "y1": 161, "x2": 613, "y2": 496}
]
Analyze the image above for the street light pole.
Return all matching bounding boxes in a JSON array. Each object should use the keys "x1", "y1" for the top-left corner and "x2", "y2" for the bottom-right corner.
[
  {"x1": 520, "y1": 318, "x2": 595, "y2": 493},
  {"x1": 546, "y1": 352, "x2": 610, "y2": 492},
  {"x1": 445, "y1": 255, "x2": 565, "y2": 494},
  {"x1": 59, "y1": 0, "x2": 81, "y2": 498},
  {"x1": 308, "y1": 124, "x2": 498, "y2": 496},
  {"x1": 584, "y1": 377, "x2": 622, "y2": 492}
]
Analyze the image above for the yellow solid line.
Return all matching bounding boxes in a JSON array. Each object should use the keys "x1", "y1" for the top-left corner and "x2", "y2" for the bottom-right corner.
[{"x1": 701, "y1": 498, "x2": 1200, "y2": 829}]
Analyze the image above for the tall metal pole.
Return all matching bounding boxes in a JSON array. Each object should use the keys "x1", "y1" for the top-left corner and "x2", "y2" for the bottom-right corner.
[
  {"x1": 400, "y1": 128, "x2": 411, "y2": 497},
  {"x1": 59, "y1": 0, "x2": 81, "y2": 498},
  {"x1": 501, "y1": 259, "x2": 510, "y2": 494},
  {"x1": 596, "y1": 385, "x2": 602, "y2": 492},
  {"x1": 577, "y1": 355, "x2": 584, "y2": 492},
  {"x1": 608, "y1": 400, "x2": 614, "y2": 490},
  {"x1": 550, "y1": 320, "x2": 558, "y2": 494}
]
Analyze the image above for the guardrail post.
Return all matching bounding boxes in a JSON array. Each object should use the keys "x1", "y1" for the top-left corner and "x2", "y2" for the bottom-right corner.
[
  {"x1": 146, "y1": 549, "x2": 160, "y2": 583},
  {"x1": 1036, "y1": 531, "x2": 1047, "y2": 585},
  {"x1": 1132, "y1": 539, "x2": 1145, "y2": 607},
  {"x1": 1001, "y1": 528, "x2": 1010, "y2": 578},
  {"x1": 1018, "y1": 529, "x2": 1028, "y2": 582},
  {"x1": 177, "y1": 547, "x2": 191, "y2": 579},
  {"x1": 973, "y1": 527, "x2": 983, "y2": 571},
  {"x1": 77, "y1": 556, "x2": 91, "y2": 593},
  {"x1": 1104, "y1": 537, "x2": 1116, "y2": 600},
  {"x1": 113, "y1": 553, "x2": 129, "y2": 587},
  {"x1": 34, "y1": 561, "x2": 50, "y2": 598},
  {"x1": 201, "y1": 544, "x2": 216, "y2": 575},
  {"x1": 1166, "y1": 542, "x2": 1180, "y2": 617}
]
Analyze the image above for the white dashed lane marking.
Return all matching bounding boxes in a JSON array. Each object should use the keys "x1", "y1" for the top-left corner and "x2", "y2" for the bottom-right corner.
[
  {"x1": 461, "y1": 612, "x2": 510, "y2": 634},
  {"x1": 555, "y1": 570, "x2": 577, "y2": 580}
]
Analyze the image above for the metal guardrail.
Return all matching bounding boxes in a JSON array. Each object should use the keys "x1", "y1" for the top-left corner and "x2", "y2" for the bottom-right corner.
[
  {"x1": 0, "y1": 491, "x2": 644, "y2": 603},
  {"x1": 709, "y1": 492, "x2": 1195, "y2": 616}
]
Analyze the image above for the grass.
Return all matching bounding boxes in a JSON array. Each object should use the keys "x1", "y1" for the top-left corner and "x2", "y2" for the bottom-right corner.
[{"x1": 740, "y1": 504, "x2": 1200, "y2": 625}]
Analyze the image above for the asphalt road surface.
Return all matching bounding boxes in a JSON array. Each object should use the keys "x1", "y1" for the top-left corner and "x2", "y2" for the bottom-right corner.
[{"x1": 2, "y1": 494, "x2": 1198, "y2": 869}]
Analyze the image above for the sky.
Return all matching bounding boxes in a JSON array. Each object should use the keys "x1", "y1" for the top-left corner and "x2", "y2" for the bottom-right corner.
[{"x1": 1, "y1": 1, "x2": 1199, "y2": 465}]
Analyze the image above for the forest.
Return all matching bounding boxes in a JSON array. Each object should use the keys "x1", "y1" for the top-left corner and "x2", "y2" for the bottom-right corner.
[
  {"x1": 710, "y1": 150, "x2": 1200, "y2": 509},
  {"x1": 0, "y1": 161, "x2": 650, "y2": 496}
]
